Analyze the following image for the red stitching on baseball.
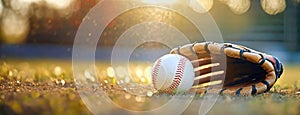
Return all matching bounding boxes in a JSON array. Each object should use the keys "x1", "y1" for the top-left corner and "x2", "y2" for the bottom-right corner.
[
  {"x1": 163, "y1": 57, "x2": 187, "y2": 93},
  {"x1": 152, "y1": 59, "x2": 162, "y2": 89}
]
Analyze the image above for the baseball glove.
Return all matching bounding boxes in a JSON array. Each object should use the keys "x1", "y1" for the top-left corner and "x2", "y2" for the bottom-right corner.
[{"x1": 170, "y1": 42, "x2": 283, "y2": 96}]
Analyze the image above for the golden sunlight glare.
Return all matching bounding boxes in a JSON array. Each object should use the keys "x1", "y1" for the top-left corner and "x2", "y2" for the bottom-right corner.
[
  {"x1": 135, "y1": 67, "x2": 144, "y2": 78},
  {"x1": 144, "y1": 66, "x2": 152, "y2": 84}
]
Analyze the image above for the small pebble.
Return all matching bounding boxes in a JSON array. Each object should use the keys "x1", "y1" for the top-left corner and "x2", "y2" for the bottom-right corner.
[
  {"x1": 61, "y1": 79, "x2": 65, "y2": 86},
  {"x1": 147, "y1": 91, "x2": 153, "y2": 97}
]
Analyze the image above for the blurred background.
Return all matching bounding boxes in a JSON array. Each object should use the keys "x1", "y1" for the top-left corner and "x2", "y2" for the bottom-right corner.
[
  {"x1": 0, "y1": 1, "x2": 299, "y2": 114},
  {"x1": 0, "y1": 0, "x2": 299, "y2": 82}
]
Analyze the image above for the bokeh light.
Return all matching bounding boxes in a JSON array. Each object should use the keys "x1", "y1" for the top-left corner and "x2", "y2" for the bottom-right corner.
[
  {"x1": 10, "y1": 0, "x2": 41, "y2": 16},
  {"x1": 115, "y1": 66, "x2": 126, "y2": 78},
  {"x1": 53, "y1": 66, "x2": 63, "y2": 77},
  {"x1": 135, "y1": 67, "x2": 144, "y2": 78},
  {"x1": 125, "y1": 93, "x2": 131, "y2": 99},
  {"x1": 261, "y1": 0, "x2": 286, "y2": 15},
  {"x1": 0, "y1": 0, "x2": 290, "y2": 44},
  {"x1": 45, "y1": 0, "x2": 74, "y2": 10},
  {"x1": 0, "y1": 0, "x2": 78, "y2": 44},
  {"x1": 1, "y1": 10, "x2": 29, "y2": 44},
  {"x1": 0, "y1": 0, "x2": 3, "y2": 16},
  {"x1": 107, "y1": 67, "x2": 115, "y2": 78},
  {"x1": 226, "y1": 0, "x2": 251, "y2": 15}
]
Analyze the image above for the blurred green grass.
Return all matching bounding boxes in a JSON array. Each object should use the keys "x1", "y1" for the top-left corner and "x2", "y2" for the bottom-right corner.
[{"x1": 0, "y1": 59, "x2": 299, "y2": 115}]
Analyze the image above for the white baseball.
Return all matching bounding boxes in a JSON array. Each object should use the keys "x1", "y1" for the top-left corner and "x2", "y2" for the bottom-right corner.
[{"x1": 151, "y1": 54, "x2": 195, "y2": 93}]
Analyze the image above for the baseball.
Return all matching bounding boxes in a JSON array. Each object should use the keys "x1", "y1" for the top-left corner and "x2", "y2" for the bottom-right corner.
[{"x1": 151, "y1": 54, "x2": 195, "y2": 93}]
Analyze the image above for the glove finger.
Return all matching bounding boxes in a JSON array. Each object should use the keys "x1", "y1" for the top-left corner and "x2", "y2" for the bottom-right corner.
[
  {"x1": 170, "y1": 43, "x2": 211, "y2": 61},
  {"x1": 169, "y1": 42, "x2": 283, "y2": 96},
  {"x1": 194, "y1": 64, "x2": 223, "y2": 76},
  {"x1": 191, "y1": 57, "x2": 212, "y2": 68},
  {"x1": 193, "y1": 73, "x2": 224, "y2": 86}
]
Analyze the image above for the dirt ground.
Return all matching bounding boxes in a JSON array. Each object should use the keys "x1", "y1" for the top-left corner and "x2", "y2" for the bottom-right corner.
[{"x1": 0, "y1": 59, "x2": 299, "y2": 115}]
